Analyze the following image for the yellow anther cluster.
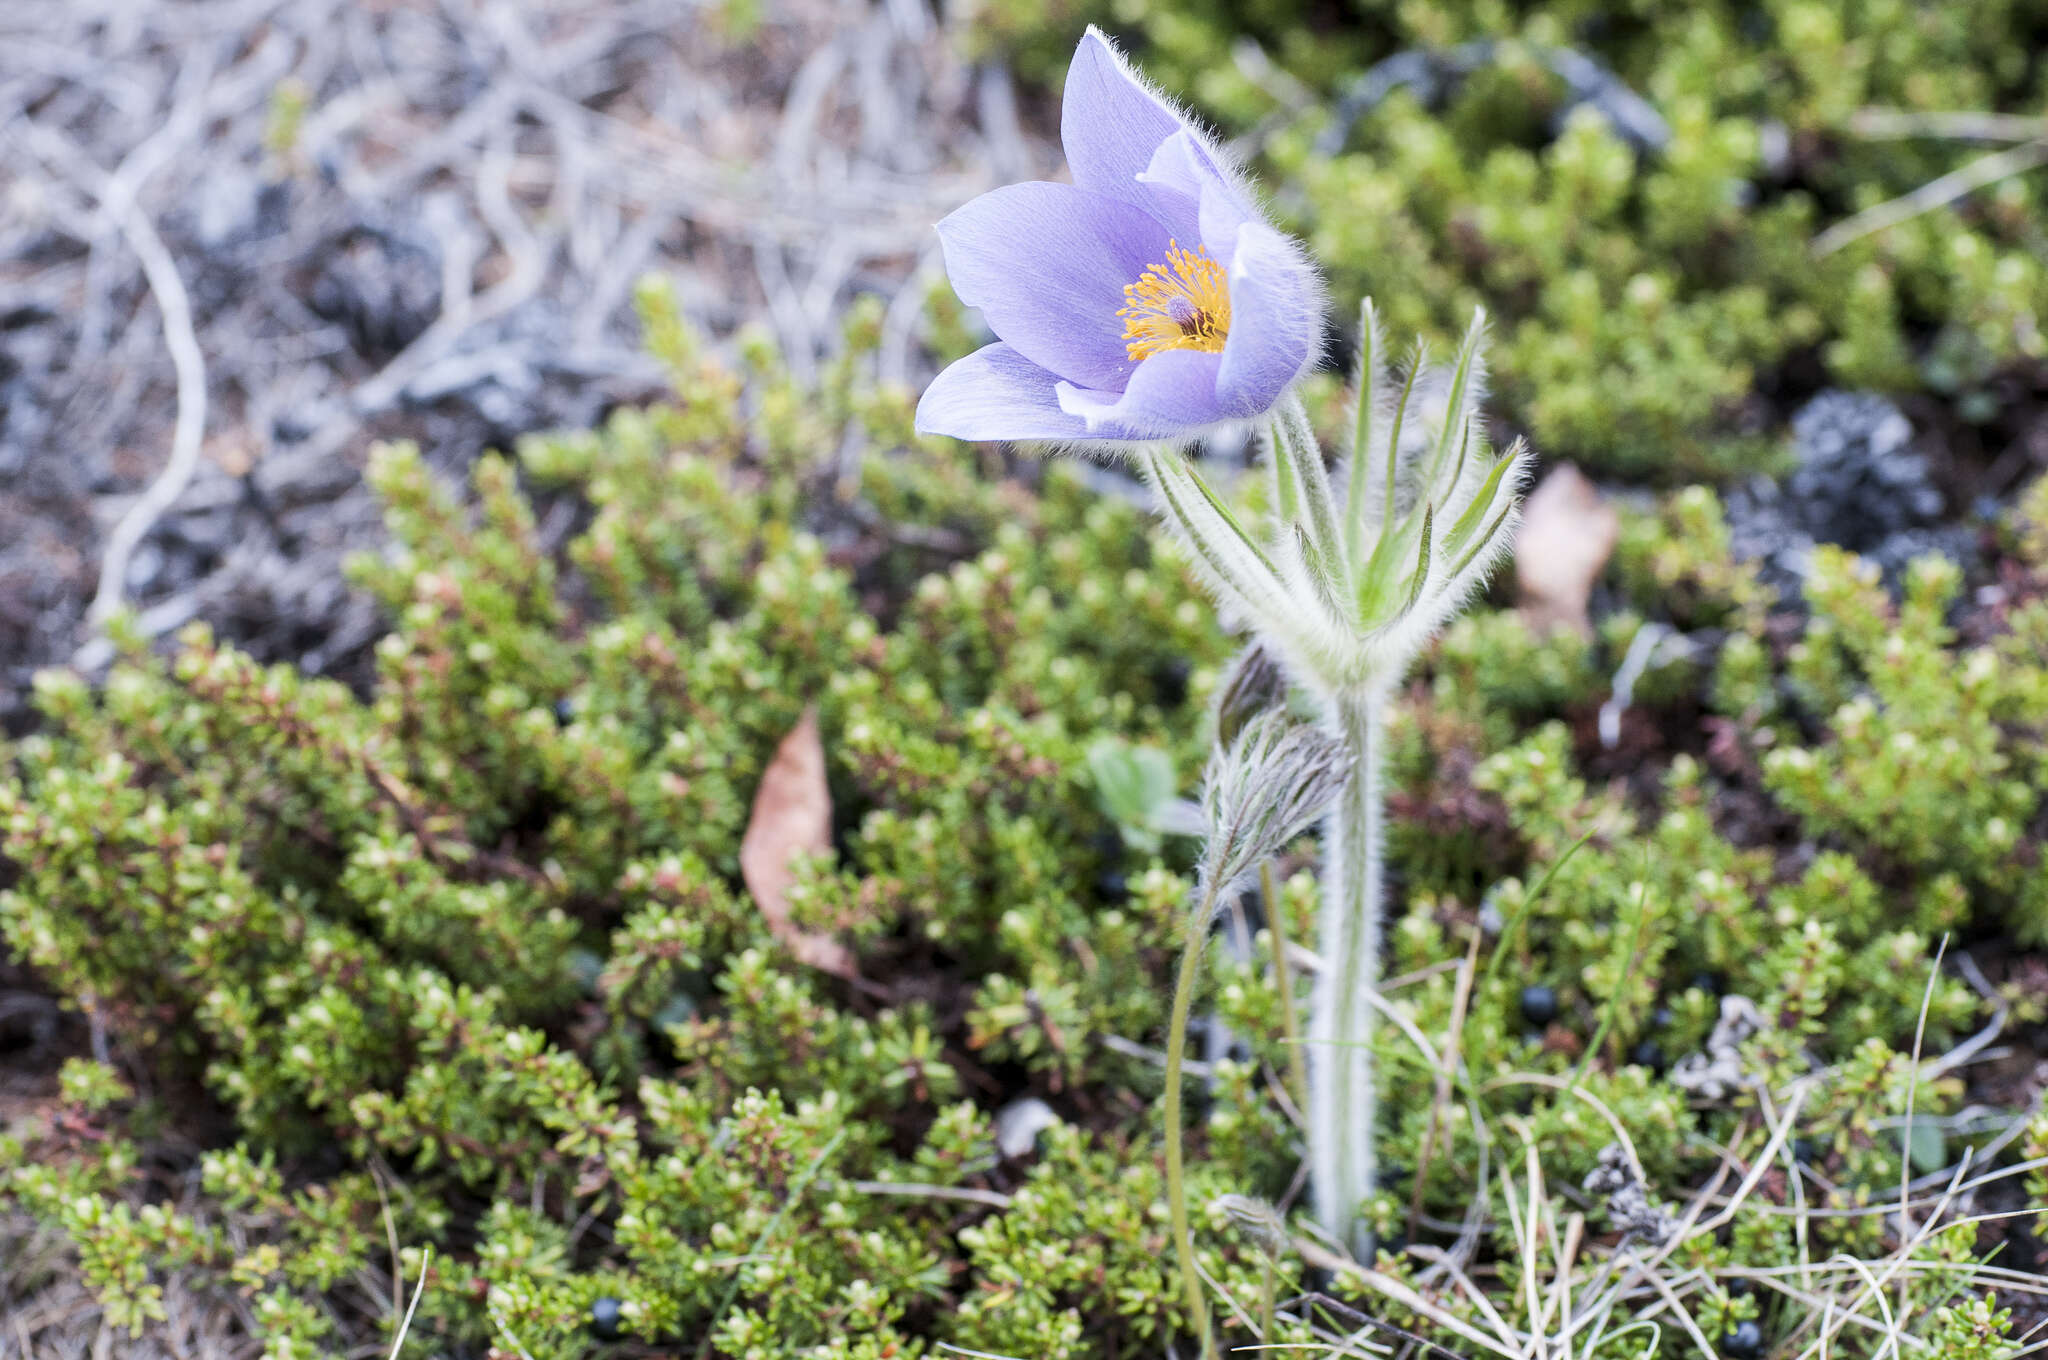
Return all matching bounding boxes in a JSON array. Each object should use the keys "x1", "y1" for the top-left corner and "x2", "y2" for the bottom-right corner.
[{"x1": 1118, "y1": 241, "x2": 1230, "y2": 361}]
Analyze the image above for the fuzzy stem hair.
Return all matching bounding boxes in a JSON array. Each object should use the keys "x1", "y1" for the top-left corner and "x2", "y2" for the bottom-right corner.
[{"x1": 1309, "y1": 686, "x2": 1386, "y2": 1257}]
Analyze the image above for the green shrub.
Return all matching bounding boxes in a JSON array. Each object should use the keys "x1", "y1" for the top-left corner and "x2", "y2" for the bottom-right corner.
[{"x1": 4, "y1": 288, "x2": 2045, "y2": 1357}]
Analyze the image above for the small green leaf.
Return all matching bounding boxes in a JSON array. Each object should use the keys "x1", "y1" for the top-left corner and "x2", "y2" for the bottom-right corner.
[
  {"x1": 1902, "y1": 1120, "x2": 1947, "y2": 1175},
  {"x1": 1086, "y1": 737, "x2": 1178, "y2": 853},
  {"x1": 1394, "y1": 501, "x2": 1435, "y2": 621},
  {"x1": 1382, "y1": 345, "x2": 1424, "y2": 517},
  {"x1": 1352, "y1": 518, "x2": 1410, "y2": 627},
  {"x1": 1293, "y1": 523, "x2": 1346, "y2": 618},
  {"x1": 1351, "y1": 513, "x2": 1417, "y2": 629},
  {"x1": 1345, "y1": 297, "x2": 1384, "y2": 563},
  {"x1": 1274, "y1": 396, "x2": 1343, "y2": 578},
  {"x1": 1271, "y1": 423, "x2": 1303, "y2": 524},
  {"x1": 1445, "y1": 491, "x2": 1518, "y2": 583},
  {"x1": 1444, "y1": 450, "x2": 1519, "y2": 562},
  {"x1": 1181, "y1": 458, "x2": 1282, "y2": 581},
  {"x1": 1422, "y1": 308, "x2": 1487, "y2": 496}
]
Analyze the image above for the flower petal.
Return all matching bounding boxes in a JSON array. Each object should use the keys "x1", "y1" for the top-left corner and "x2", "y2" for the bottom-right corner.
[
  {"x1": 1138, "y1": 130, "x2": 1259, "y2": 253},
  {"x1": 1217, "y1": 222, "x2": 1321, "y2": 413},
  {"x1": 1055, "y1": 348, "x2": 1229, "y2": 440},
  {"x1": 914, "y1": 343, "x2": 1091, "y2": 442},
  {"x1": 936, "y1": 181, "x2": 1170, "y2": 391},
  {"x1": 1061, "y1": 29, "x2": 1186, "y2": 214}
]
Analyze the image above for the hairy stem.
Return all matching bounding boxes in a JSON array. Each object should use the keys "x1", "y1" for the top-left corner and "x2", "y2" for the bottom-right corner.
[
  {"x1": 1164, "y1": 876, "x2": 1221, "y2": 1358},
  {"x1": 1261, "y1": 861, "x2": 1310, "y2": 1112},
  {"x1": 1309, "y1": 688, "x2": 1384, "y2": 1258}
]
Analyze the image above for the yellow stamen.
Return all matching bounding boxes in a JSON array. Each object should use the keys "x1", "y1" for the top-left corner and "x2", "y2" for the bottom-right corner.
[{"x1": 1118, "y1": 241, "x2": 1231, "y2": 361}]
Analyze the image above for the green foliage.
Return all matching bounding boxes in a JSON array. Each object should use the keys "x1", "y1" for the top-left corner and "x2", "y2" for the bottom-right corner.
[
  {"x1": 4, "y1": 296, "x2": 2045, "y2": 1356},
  {"x1": 0, "y1": 286, "x2": 1232, "y2": 1357},
  {"x1": 1085, "y1": 736, "x2": 1183, "y2": 853},
  {"x1": 1763, "y1": 547, "x2": 2048, "y2": 940},
  {"x1": 1613, "y1": 485, "x2": 1772, "y2": 628}
]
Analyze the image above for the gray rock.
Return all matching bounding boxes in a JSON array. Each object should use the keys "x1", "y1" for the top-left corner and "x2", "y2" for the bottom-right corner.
[
  {"x1": 1725, "y1": 390, "x2": 1970, "y2": 599},
  {"x1": 994, "y1": 1096, "x2": 1059, "y2": 1160}
]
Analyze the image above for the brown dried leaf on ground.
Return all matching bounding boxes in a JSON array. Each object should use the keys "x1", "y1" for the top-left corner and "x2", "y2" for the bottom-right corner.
[
  {"x1": 739, "y1": 707, "x2": 856, "y2": 978},
  {"x1": 1516, "y1": 463, "x2": 1619, "y2": 636}
]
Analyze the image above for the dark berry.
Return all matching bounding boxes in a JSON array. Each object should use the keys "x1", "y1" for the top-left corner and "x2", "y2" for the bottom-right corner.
[
  {"x1": 1720, "y1": 1319, "x2": 1763, "y2": 1358},
  {"x1": 553, "y1": 696, "x2": 577, "y2": 727},
  {"x1": 1792, "y1": 1137, "x2": 1819, "y2": 1165},
  {"x1": 1689, "y1": 971, "x2": 1724, "y2": 997},
  {"x1": 1629, "y1": 1039, "x2": 1666, "y2": 1073},
  {"x1": 567, "y1": 948, "x2": 605, "y2": 996},
  {"x1": 649, "y1": 995, "x2": 699, "y2": 1062},
  {"x1": 1651, "y1": 1005, "x2": 1673, "y2": 1029},
  {"x1": 1519, "y1": 984, "x2": 1559, "y2": 1027},
  {"x1": 1095, "y1": 871, "x2": 1129, "y2": 904},
  {"x1": 1152, "y1": 657, "x2": 1192, "y2": 708},
  {"x1": 652, "y1": 994, "x2": 698, "y2": 1031},
  {"x1": 590, "y1": 1296, "x2": 622, "y2": 1340}
]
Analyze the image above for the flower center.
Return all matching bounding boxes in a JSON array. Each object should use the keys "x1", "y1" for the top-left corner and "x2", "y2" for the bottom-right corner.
[{"x1": 1118, "y1": 241, "x2": 1231, "y2": 362}]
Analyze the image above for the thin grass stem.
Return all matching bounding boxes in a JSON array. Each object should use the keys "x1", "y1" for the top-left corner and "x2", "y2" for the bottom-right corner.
[
  {"x1": 1261, "y1": 861, "x2": 1310, "y2": 1111},
  {"x1": 1165, "y1": 875, "x2": 1224, "y2": 1358}
]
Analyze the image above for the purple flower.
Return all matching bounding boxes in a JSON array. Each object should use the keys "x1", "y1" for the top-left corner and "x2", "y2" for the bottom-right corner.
[{"x1": 915, "y1": 28, "x2": 1323, "y2": 446}]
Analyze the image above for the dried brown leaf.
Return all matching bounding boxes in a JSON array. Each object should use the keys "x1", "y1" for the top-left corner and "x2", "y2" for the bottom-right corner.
[
  {"x1": 739, "y1": 708, "x2": 855, "y2": 977},
  {"x1": 1515, "y1": 463, "x2": 1618, "y2": 636}
]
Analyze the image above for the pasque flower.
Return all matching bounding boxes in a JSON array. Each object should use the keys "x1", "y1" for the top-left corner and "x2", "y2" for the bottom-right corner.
[
  {"x1": 912, "y1": 19, "x2": 1529, "y2": 1293},
  {"x1": 914, "y1": 28, "x2": 1322, "y2": 445},
  {"x1": 1148, "y1": 303, "x2": 1528, "y2": 1260}
]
